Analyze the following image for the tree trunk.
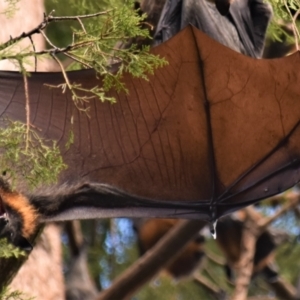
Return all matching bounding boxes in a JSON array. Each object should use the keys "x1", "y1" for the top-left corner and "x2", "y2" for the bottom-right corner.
[
  {"x1": 10, "y1": 225, "x2": 65, "y2": 300},
  {"x1": 231, "y1": 209, "x2": 259, "y2": 300}
]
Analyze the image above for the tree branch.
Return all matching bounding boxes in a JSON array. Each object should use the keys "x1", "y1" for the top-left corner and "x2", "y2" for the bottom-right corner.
[
  {"x1": 267, "y1": 276, "x2": 299, "y2": 300},
  {"x1": 193, "y1": 273, "x2": 226, "y2": 299},
  {"x1": 0, "y1": 9, "x2": 112, "y2": 52},
  {"x1": 96, "y1": 220, "x2": 206, "y2": 300}
]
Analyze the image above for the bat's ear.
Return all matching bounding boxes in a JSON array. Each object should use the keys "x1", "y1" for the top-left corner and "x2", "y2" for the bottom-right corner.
[{"x1": 15, "y1": 236, "x2": 33, "y2": 252}]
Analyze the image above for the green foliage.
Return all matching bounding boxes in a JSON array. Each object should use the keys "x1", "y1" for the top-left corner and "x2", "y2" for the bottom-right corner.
[
  {"x1": 276, "y1": 238, "x2": 300, "y2": 284},
  {"x1": 43, "y1": 0, "x2": 167, "y2": 104},
  {"x1": 267, "y1": 0, "x2": 300, "y2": 42},
  {"x1": 0, "y1": 239, "x2": 26, "y2": 259},
  {"x1": 0, "y1": 121, "x2": 67, "y2": 188},
  {"x1": 134, "y1": 276, "x2": 215, "y2": 300},
  {"x1": 0, "y1": 0, "x2": 168, "y2": 107},
  {"x1": 0, "y1": 287, "x2": 33, "y2": 300},
  {"x1": 1, "y1": 0, "x2": 20, "y2": 18},
  {"x1": 268, "y1": 0, "x2": 300, "y2": 22}
]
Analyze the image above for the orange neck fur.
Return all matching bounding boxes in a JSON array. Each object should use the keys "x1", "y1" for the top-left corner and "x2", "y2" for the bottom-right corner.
[{"x1": 2, "y1": 190, "x2": 38, "y2": 238}]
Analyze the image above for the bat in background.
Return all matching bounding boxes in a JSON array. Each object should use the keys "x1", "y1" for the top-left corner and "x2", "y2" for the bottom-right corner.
[
  {"x1": 133, "y1": 218, "x2": 206, "y2": 278},
  {"x1": 134, "y1": 214, "x2": 285, "y2": 282},
  {"x1": 216, "y1": 211, "x2": 281, "y2": 282}
]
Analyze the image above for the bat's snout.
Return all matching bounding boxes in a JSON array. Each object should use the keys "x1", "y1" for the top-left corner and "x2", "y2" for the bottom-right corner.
[{"x1": 0, "y1": 212, "x2": 32, "y2": 252}]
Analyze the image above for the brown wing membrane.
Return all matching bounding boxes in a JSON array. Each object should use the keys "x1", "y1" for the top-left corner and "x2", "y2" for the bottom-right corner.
[{"x1": 0, "y1": 25, "x2": 300, "y2": 220}]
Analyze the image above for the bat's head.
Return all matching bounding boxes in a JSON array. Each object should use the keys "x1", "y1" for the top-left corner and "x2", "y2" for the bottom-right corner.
[
  {"x1": 0, "y1": 205, "x2": 33, "y2": 251},
  {"x1": 0, "y1": 178, "x2": 36, "y2": 251}
]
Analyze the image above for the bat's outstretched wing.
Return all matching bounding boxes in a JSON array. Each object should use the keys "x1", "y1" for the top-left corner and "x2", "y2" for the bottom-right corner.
[{"x1": 0, "y1": 26, "x2": 299, "y2": 221}]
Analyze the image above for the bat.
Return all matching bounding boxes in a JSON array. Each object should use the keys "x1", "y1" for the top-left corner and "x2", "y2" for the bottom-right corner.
[
  {"x1": 0, "y1": 24, "x2": 300, "y2": 249},
  {"x1": 133, "y1": 219, "x2": 205, "y2": 278}
]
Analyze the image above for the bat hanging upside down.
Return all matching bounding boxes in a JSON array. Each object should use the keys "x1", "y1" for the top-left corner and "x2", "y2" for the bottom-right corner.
[{"x1": 0, "y1": 0, "x2": 299, "y2": 250}]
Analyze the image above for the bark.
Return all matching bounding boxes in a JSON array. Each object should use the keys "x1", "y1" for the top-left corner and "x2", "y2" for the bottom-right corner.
[
  {"x1": 65, "y1": 221, "x2": 98, "y2": 300},
  {"x1": 9, "y1": 225, "x2": 64, "y2": 300},
  {"x1": 231, "y1": 192, "x2": 300, "y2": 300},
  {"x1": 231, "y1": 208, "x2": 260, "y2": 300},
  {"x1": 97, "y1": 220, "x2": 206, "y2": 300}
]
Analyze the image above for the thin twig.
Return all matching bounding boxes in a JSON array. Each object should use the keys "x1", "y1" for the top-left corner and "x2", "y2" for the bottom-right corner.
[
  {"x1": 293, "y1": 9, "x2": 300, "y2": 51},
  {"x1": 205, "y1": 250, "x2": 226, "y2": 266},
  {"x1": 0, "y1": 10, "x2": 112, "y2": 52},
  {"x1": 50, "y1": 53, "x2": 73, "y2": 91},
  {"x1": 76, "y1": 17, "x2": 87, "y2": 34},
  {"x1": 49, "y1": 54, "x2": 91, "y2": 111},
  {"x1": 22, "y1": 71, "x2": 30, "y2": 151},
  {"x1": 47, "y1": 10, "x2": 112, "y2": 22},
  {"x1": 64, "y1": 52, "x2": 93, "y2": 69},
  {"x1": 284, "y1": 0, "x2": 300, "y2": 51},
  {"x1": 0, "y1": 38, "x2": 97, "y2": 61},
  {"x1": 139, "y1": 21, "x2": 154, "y2": 31},
  {"x1": 28, "y1": 35, "x2": 37, "y2": 72},
  {"x1": 39, "y1": 29, "x2": 56, "y2": 49}
]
